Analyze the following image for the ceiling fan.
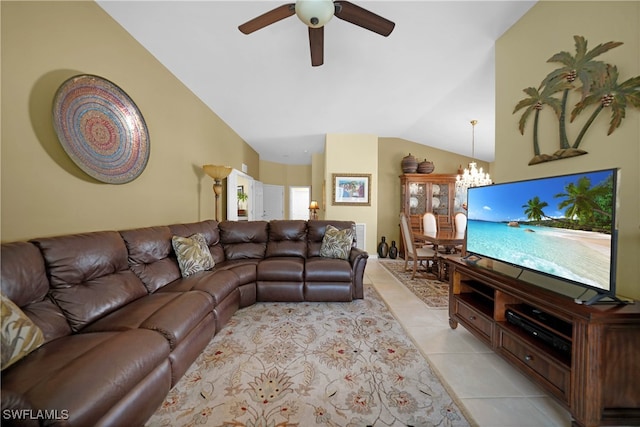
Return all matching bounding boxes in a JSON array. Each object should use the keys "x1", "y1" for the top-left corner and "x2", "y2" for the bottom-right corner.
[{"x1": 238, "y1": 0, "x2": 395, "y2": 67}]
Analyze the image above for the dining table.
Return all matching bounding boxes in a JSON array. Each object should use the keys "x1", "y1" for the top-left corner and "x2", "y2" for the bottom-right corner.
[{"x1": 417, "y1": 230, "x2": 466, "y2": 280}]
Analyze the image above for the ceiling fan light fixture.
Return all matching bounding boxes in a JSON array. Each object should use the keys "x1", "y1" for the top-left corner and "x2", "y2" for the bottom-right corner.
[{"x1": 295, "y1": 0, "x2": 334, "y2": 28}]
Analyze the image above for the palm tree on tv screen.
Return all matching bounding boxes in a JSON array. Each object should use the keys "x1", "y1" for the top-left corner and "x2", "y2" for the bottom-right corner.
[
  {"x1": 554, "y1": 176, "x2": 612, "y2": 229},
  {"x1": 521, "y1": 176, "x2": 613, "y2": 232},
  {"x1": 522, "y1": 196, "x2": 550, "y2": 222}
]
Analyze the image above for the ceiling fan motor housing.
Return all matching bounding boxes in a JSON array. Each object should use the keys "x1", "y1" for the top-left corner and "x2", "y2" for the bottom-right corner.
[{"x1": 295, "y1": 0, "x2": 335, "y2": 28}]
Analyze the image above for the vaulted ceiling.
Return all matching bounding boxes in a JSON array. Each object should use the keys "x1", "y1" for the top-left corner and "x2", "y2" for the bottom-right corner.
[{"x1": 97, "y1": 1, "x2": 536, "y2": 165}]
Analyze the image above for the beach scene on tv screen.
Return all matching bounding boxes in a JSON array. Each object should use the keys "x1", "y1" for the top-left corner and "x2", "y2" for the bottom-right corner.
[{"x1": 466, "y1": 170, "x2": 615, "y2": 291}]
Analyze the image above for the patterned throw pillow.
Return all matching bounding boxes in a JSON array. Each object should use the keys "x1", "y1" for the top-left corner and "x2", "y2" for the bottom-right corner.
[
  {"x1": 1, "y1": 294, "x2": 45, "y2": 370},
  {"x1": 172, "y1": 233, "x2": 215, "y2": 277},
  {"x1": 320, "y1": 225, "x2": 354, "y2": 260}
]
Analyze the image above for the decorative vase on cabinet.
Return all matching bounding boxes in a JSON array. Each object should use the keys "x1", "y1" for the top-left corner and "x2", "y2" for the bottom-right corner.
[
  {"x1": 401, "y1": 154, "x2": 418, "y2": 173},
  {"x1": 417, "y1": 159, "x2": 435, "y2": 174}
]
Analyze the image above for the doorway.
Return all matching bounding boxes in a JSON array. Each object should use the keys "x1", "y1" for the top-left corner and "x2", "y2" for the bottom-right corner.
[{"x1": 289, "y1": 186, "x2": 311, "y2": 220}]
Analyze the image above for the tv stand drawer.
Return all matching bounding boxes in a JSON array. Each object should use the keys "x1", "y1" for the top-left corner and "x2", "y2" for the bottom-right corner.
[
  {"x1": 497, "y1": 325, "x2": 570, "y2": 403},
  {"x1": 453, "y1": 298, "x2": 493, "y2": 343}
]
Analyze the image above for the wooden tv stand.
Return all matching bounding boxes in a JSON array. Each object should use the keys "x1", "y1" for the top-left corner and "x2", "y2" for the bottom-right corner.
[{"x1": 447, "y1": 257, "x2": 640, "y2": 427}]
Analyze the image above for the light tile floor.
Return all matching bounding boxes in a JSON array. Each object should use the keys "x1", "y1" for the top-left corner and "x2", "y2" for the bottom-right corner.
[{"x1": 364, "y1": 259, "x2": 573, "y2": 427}]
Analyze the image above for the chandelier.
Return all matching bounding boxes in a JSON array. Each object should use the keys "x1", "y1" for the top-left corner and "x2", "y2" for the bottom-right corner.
[{"x1": 455, "y1": 120, "x2": 492, "y2": 191}]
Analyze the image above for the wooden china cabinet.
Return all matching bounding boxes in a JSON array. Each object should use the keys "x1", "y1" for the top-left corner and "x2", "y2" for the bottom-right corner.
[
  {"x1": 398, "y1": 173, "x2": 466, "y2": 257},
  {"x1": 400, "y1": 173, "x2": 466, "y2": 234}
]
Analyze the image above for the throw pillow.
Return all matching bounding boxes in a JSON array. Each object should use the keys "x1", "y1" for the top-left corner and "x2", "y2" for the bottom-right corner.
[
  {"x1": 172, "y1": 233, "x2": 215, "y2": 277},
  {"x1": 1, "y1": 294, "x2": 45, "y2": 370},
  {"x1": 320, "y1": 225, "x2": 354, "y2": 260}
]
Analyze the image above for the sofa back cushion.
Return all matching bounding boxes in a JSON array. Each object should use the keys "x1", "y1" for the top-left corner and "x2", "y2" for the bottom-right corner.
[
  {"x1": 265, "y1": 220, "x2": 307, "y2": 258},
  {"x1": 120, "y1": 226, "x2": 182, "y2": 293},
  {"x1": 169, "y1": 220, "x2": 225, "y2": 264},
  {"x1": 219, "y1": 221, "x2": 268, "y2": 260},
  {"x1": 31, "y1": 231, "x2": 148, "y2": 332},
  {"x1": 0, "y1": 242, "x2": 71, "y2": 343},
  {"x1": 307, "y1": 220, "x2": 356, "y2": 257}
]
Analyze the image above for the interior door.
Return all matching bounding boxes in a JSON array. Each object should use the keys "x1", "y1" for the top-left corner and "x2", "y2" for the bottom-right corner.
[
  {"x1": 262, "y1": 184, "x2": 284, "y2": 220},
  {"x1": 252, "y1": 181, "x2": 264, "y2": 220}
]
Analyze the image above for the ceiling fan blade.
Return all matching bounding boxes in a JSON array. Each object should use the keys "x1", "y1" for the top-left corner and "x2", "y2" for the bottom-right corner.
[
  {"x1": 309, "y1": 27, "x2": 324, "y2": 67},
  {"x1": 334, "y1": 1, "x2": 395, "y2": 37},
  {"x1": 238, "y1": 3, "x2": 295, "y2": 34}
]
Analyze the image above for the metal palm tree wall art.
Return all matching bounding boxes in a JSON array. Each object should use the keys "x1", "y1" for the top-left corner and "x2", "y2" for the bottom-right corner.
[{"x1": 513, "y1": 35, "x2": 640, "y2": 166}]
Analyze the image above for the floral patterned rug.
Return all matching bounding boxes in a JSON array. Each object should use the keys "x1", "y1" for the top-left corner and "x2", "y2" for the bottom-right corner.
[
  {"x1": 378, "y1": 259, "x2": 450, "y2": 309},
  {"x1": 146, "y1": 285, "x2": 470, "y2": 427}
]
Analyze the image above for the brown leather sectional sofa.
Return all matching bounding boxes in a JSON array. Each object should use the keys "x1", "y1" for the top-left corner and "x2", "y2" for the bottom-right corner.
[{"x1": 0, "y1": 219, "x2": 368, "y2": 427}]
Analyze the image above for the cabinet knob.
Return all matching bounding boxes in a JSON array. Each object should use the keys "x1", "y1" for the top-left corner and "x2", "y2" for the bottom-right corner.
[
  {"x1": 524, "y1": 355, "x2": 533, "y2": 362},
  {"x1": 469, "y1": 315, "x2": 476, "y2": 321}
]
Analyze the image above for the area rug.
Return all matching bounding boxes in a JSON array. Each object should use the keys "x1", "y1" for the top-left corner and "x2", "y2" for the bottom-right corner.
[
  {"x1": 146, "y1": 285, "x2": 471, "y2": 427},
  {"x1": 378, "y1": 259, "x2": 450, "y2": 309}
]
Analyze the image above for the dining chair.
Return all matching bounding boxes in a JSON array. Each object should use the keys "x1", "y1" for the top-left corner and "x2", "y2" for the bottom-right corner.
[
  {"x1": 422, "y1": 212, "x2": 441, "y2": 255},
  {"x1": 454, "y1": 212, "x2": 467, "y2": 234},
  {"x1": 454, "y1": 212, "x2": 467, "y2": 253},
  {"x1": 422, "y1": 212, "x2": 438, "y2": 234},
  {"x1": 400, "y1": 212, "x2": 437, "y2": 279},
  {"x1": 437, "y1": 215, "x2": 454, "y2": 232}
]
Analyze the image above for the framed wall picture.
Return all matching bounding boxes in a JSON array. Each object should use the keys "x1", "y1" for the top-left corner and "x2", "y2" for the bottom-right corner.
[{"x1": 332, "y1": 173, "x2": 371, "y2": 206}]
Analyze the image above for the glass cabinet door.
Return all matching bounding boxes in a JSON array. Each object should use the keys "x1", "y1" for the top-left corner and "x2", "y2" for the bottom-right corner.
[
  {"x1": 408, "y1": 182, "x2": 427, "y2": 215},
  {"x1": 431, "y1": 183, "x2": 449, "y2": 216}
]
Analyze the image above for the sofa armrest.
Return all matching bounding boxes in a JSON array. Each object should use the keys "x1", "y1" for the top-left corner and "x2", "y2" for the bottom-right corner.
[{"x1": 349, "y1": 248, "x2": 369, "y2": 299}]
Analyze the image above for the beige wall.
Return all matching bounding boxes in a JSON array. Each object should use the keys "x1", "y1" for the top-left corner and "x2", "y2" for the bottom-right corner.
[
  {"x1": 496, "y1": 1, "x2": 640, "y2": 299},
  {"x1": 311, "y1": 153, "x2": 326, "y2": 219},
  {"x1": 325, "y1": 134, "x2": 379, "y2": 254},
  {"x1": 1, "y1": 1, "x2": 258, "y2": 242},
  {"x1": 377, "y1": 137, "x2": 490, "y2": 247}
]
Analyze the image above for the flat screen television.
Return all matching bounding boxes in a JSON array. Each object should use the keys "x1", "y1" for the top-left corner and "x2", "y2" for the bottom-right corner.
[{"x1": 465, "y1": 168, "x2": 621, "y2": 305}]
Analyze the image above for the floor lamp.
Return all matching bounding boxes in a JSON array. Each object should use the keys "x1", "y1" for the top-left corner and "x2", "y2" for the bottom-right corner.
[{"x1": 203, "y1": 164, "x2": 232, "y2": 222}]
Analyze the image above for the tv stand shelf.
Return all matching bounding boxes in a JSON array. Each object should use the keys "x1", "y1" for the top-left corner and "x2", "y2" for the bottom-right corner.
[{"x1": 447, "y1": 258, "x2": 640, "y2": 427}]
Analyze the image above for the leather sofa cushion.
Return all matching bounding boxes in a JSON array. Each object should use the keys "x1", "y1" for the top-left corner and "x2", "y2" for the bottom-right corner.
[
  {"x1": 257, "y1": 257, "x2": 304, "y2": 281},
  {"x1": 219, "y1": 221, "x2": 268, "y2": 259},
  {"x1": 0, "y1": 242, "x2": 49, "y2": 306},
  {"x1": 31, "y1": 231, "x2": 149, "y2": 332},
  {"x1": 307, "y1": 220, "x2": 356, "y2": 257},
  {"x1": 120, "y1": 226, "x2": 181, "y2": 293},
  {"x1": 159, "y1": 269, "x2": 240, "y2": 305},
  {"x1": 305, "y1": 257, "x2": 353, "y2": 282},
  {"x1": 0, "y1": 242, "x2": 71, "y2": 343},
  {"x1": 215, "y1": 261, "x2": 259, "y2": 290},
  {"x1": 265, "y1": 220, "x2": 307, "y2": 258},
  {"x1": 82, "y1": 291, "x2": 213, "y2": 350},
  {"x1": 1, "y1": 329, "x2": 170, "y2": 427}
]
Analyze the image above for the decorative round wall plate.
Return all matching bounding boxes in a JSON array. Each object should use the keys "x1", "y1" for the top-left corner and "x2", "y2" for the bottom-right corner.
[{"x1": 52, "y1": 74, "x2": 150, "y2": 184}]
